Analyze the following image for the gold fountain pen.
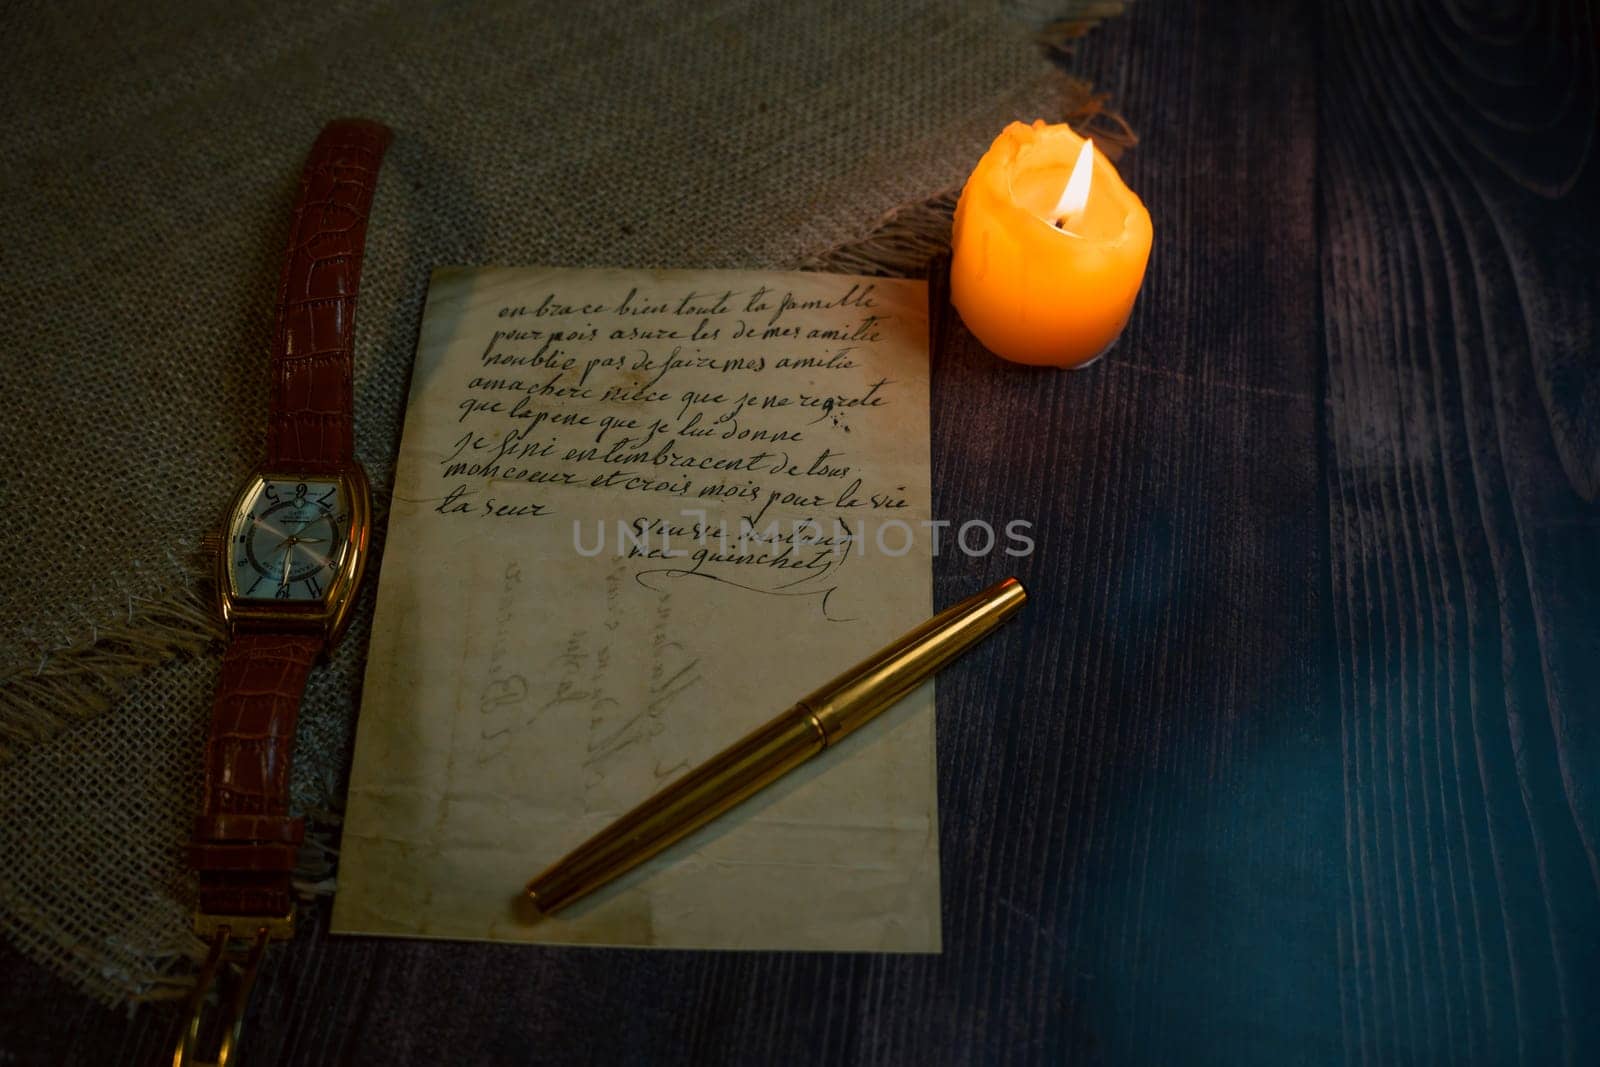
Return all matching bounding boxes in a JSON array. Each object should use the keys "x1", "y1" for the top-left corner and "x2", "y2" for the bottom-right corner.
[{"x1": 525, "y1": 576, "x2": 1027, "y2": 915}]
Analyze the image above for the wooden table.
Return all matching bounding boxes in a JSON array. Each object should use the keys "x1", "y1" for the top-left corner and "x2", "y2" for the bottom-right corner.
[{"x1": 4, "y1": 1, "x2": 1596, "y2": 1062}]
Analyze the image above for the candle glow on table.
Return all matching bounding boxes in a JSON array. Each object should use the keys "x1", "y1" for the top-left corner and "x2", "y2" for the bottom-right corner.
[{"x1": 951, "y1": 120, "x2": 1153, "y2": 368}]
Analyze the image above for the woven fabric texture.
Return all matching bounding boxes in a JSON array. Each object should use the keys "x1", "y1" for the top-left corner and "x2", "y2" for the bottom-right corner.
[{"x1": 0, "y1": 0, "x2": 1084, "y2": 1003}]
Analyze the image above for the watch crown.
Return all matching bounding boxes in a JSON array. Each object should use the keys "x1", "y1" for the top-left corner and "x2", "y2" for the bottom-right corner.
[{"x1": 199, "y1": 532, "x2": 223, "y2": 557}]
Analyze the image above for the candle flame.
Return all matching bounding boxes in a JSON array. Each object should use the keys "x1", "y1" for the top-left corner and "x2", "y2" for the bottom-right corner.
[{"x1": 1052, "y1": 139, "x2": 1095, "y2": 226}]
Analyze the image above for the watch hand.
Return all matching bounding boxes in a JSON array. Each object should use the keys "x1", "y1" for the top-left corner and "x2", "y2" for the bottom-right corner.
[{"x1": 280, "y1": 549, "x2": 292, "y2": 588}]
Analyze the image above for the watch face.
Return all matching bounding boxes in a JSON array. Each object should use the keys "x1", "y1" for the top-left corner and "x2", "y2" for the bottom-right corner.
[{"x1": 227, "y1": 478, "x2": 347, "y2": 601}]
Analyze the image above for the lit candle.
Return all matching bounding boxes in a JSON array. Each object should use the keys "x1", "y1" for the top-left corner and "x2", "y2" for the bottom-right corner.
[{"x1": 950, "y1": 120, "x2": 1153, "y2": 368}]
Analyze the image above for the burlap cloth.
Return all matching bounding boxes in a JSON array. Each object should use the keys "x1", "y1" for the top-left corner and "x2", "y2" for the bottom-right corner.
[{"x1": 0, "y1": 0, "x2": 1127, "y2": 1004}]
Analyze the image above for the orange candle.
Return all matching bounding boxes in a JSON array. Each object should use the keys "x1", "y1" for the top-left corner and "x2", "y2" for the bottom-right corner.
[{"x1": 950, "y1": 120, "x2": 1153, "y2": 368}]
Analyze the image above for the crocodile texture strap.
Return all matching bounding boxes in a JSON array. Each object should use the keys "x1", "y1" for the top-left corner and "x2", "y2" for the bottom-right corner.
[
  {"x1": 265, "y1": 119, "x2": 392, "y2": 475},
  {"x1": 193, "y1": 120, "x2": 390, "y2": 920},
  {"x1": 192, "y1": 633, "x2": 323, "y2": 917}
]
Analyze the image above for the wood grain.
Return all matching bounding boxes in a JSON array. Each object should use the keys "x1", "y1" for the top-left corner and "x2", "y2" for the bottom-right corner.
[
  {"x1": 1, "y1": 0, "x2": 1596, "y2": 1063},
  {"x1": 1320, "y1": 1, "x2": 1599, "y2": 1063}
]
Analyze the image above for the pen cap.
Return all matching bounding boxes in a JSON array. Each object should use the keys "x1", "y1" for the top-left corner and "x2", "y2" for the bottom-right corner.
[{"x1": 803, "y1": 577, "x2": 1027, "y2": 745}]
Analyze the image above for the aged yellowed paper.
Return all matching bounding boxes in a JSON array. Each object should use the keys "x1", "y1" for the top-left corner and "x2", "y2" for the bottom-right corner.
[{"x1": 333, "y1": 267, "x2": 936, "y2": 951}]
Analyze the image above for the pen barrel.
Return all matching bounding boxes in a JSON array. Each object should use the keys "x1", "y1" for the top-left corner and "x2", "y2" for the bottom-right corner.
[
  {"x1": 525, "y1": 706, "x2": 826, "y2": 914},
  {"x1": 524, "y1": 577, "x2": 1027, "y2": 915},
  {"x1": 805, "y1": 576, "x2": 1027, "y2": 745}
]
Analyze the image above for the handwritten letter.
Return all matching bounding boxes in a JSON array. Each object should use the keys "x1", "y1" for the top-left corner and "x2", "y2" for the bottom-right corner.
[{"x1": 334, "y1": 268, "x2": 937, "y2": 951}]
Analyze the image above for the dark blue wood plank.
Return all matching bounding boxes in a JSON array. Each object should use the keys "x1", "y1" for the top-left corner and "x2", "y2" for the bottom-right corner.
[{"x1": 1318, "y1": 0, "x2": 1600, "y2": 1062}]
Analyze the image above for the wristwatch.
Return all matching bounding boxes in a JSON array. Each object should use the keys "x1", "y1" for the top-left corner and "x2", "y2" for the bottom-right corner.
[{"x1": 179, "y1": 118, "x2": 391, "y2": 1064}]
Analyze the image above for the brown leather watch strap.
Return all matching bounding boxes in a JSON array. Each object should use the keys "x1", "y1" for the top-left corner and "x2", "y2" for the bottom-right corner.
[
  {"x1": 194, "y1": 119, "x2": 390, "y2": 924},
  {"x1": 192, "y1": 633, "x2": 324, "y2": 917},
  {"x1": 265, "y1": 119, "x2": 392, "y2": 475}
]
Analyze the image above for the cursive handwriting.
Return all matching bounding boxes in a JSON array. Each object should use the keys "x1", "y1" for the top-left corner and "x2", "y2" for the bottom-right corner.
[{"x1": 430, "y1": 271, "x2": 916, "y2": 606}]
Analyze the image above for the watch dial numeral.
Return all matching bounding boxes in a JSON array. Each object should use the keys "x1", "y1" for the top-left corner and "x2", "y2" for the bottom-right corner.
[{"x1": 230, "y1": 478, "x2": 346, "y2": 601}]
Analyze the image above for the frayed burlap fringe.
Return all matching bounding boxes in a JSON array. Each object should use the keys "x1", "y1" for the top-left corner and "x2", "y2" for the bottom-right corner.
[
  {"x1": 1, "y1": 488, "x2": 392, "y2": 762},
  {"x1": 0, "y1": 573, "x2": 221, "y2": 761},
  {"x1": 802, "y1": 72, "x2": 1135, "y2": 280}
]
